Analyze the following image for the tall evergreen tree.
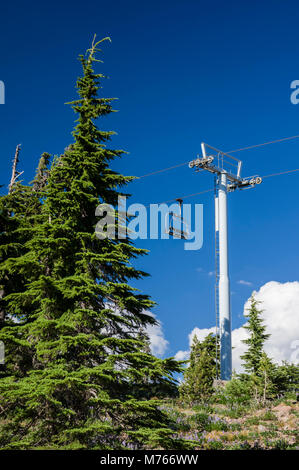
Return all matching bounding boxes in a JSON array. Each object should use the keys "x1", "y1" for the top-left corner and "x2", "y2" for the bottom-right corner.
[
  {"x1": 0, "y1": 38, "x2": 189, "y2": 450},
  {"x1": 180, "y1": 333, "x2": 219, "y2": 402},
  {"x1": 241, "y1": 296, "x2": 270, "y2": 375}
]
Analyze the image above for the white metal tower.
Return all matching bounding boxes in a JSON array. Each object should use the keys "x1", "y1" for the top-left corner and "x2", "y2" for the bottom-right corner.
[{"x1": 189, "y1": 143, "x2": 262, "y2": 380}]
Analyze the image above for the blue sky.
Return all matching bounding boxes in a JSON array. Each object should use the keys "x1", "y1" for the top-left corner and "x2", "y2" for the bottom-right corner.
[{"x1": 1, "y1": 0, "x2": 299, "y2": 361}]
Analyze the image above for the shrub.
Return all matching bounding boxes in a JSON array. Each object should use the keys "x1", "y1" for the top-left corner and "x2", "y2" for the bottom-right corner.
[
  {"x1": 204, "y1": 439, "x2": 224, "y2": 450},
  {"x1": 214, "y1": 378, "x2": 252, "y2": 408},
  {"x1": 260, "y1": 410, "x2": 277, "y2": 421},
  {"x1": 190, "y1": 412, "x2": 210, "y2": 431},
  {"x1": 245, "y1": 416, "x2": 260, "y2": 426}
]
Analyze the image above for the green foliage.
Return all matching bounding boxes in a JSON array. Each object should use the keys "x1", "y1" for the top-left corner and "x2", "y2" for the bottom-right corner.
[
  {"x1": 254, "y1": 353, "x2": 278, "y2": 403},
  {"x1": 0, "y1": 173, "x2": 45, "y2": 328},
  {"x1": 270, "y1": 439, "x2": 289, "y2": 450},
  {"x1": 192, "y1": 403, "x2": 214, "y2": 414},
  {"x1": 0, "y1": 39, "x2": 186, "y2": 450},
  {"x1": 259, "y1": 410, "x2": 277, "y2": 421},
  {"x1": 214, "y1": 376, "x2": 252, "y2": 408},
  {"x1": 180, "y1": 333, "x2": 219, "y2": 403},
  {"x1": 0, "y1": 38, "x2": 298, "y2": 450},
  {"x1": 153, "y1": 398, "x2": 298, "y2": 450},
  {"x1": 205, "y1": 439, "x2": 224, "y2": 450},
  {"x1": 190, "y1": 412, "x2": 210, "y2": 431},
  {"x1": 190, "y1": 412, "x2": 228, "y2": 432},
  {"x1": 241, "y1": 296, "x2": 270, "y2": 375},
  {"x1": 238, "y1": 297, "x2": 284, "y2": 404},
  {"x1": 272, "y1": 361, "x2": 299, "y2": 396},
  {"x1": 245, "y1": 416, "x2": 260, "y2": 426}
]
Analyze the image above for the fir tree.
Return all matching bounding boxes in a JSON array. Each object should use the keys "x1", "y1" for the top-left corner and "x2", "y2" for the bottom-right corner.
[
  {"x1": 272, "y1": 361, "x2": 299, "y2": 397},
  {"x1": 241, "y1": 296, "x2": 270, "y2": 375},
  {"x1": 0, "y1": 148, "x2": 47, "y2": 329},
  {"x1": 0, "y1": 37, "x2": 190, "y2": 450},
  {"x1": 180, "y1": 333, "x2": 219, "y2": 403}
]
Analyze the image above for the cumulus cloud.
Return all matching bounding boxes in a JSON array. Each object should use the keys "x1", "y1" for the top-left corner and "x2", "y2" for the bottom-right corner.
[
  {"x1": 175, "y1": 350, "x2": 189, "y2": 361},
  {"x1": 231, "y1": 326, "x2": 248, "y2": 373},
  {"x1": 248, "y1": 281, "x2": 299, "y2": 367},
  {"x1": 175, "y1": 326, "x2": 216, "y2": 362},
  {"x1": 188, "y1": 327, "x2": 216, "y2": 344},
  {"x1": 146, "y1": 313, "x2": 169, "y2": 357},
  {"x1": 175, "y1": 281, "x2": 299, "y2": 372}
]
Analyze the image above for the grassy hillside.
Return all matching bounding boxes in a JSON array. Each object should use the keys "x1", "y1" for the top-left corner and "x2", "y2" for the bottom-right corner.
[{"x1": 159, "y1": 397, "x2": 299, "y2": 450}]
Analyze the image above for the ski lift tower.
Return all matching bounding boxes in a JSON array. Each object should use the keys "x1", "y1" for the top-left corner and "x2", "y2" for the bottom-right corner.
[{"x1": 189, "y1": 143, "x2": 262, "y2": 381}]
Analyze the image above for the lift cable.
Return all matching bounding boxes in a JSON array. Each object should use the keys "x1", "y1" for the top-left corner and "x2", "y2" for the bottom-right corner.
[
  {"x1": 261, "y1": 168, "x2": 299, "y2": 179},
  {"x1": 137, "y1": 134, "x2": 299, "y2": 180},
  {"x1": 143, "y1": 188, "x2": 213, "y2": 208},
  {"x1": 227, "y1": 134, "x2": 299, "y2": 154},
  {"x1": 143, "y1": 166, "x2": 299, "y2": 207}
]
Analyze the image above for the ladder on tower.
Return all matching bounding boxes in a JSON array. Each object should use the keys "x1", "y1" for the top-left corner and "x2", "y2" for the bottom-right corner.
[{"x1": 214, "y1": 176, "x2": 220, "y2": 379}]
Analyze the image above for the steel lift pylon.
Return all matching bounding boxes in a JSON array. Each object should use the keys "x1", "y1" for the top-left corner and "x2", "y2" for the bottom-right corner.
[{"x1": 189, "y1": 143, "x2": 262, "y2": 380}]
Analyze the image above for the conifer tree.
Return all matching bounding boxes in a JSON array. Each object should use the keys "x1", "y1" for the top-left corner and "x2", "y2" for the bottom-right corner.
[
  {"x1": 0, "y1": 38, "x2": 190, "y2": 450},
  {"x1": 0, "y1": 149, "x2": 47, "y2": 329},
  {"x1": 241, "y1": 296, "x2": 270, "y2": 375},
  {"x1": 180, "y1": 333, "x2": 218, "y2": 403},
  {"x1": 273, "y1": 361, "x2": 299, "y2": 396}
]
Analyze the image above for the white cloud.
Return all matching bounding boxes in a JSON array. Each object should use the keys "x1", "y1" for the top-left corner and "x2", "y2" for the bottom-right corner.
[
  {"x1": 175, "y1": 350, "x2": 189, "y2": 361},
  {"x1": 247, "y1": 281, "x2": 299, "y2": 367},
  {"x1": 146, "y1": 313, "x2": 169, "y2": 357},
  {"x1": 175, "y1": 326, "x2": 216, "y2": 362},
  {"x1": 238, "y1": 280, "x2": 253, "y2": 286},
  {"x1": 188, "y1": 326, "x2": 216, "y2": 344},
  {"x1": 175, "y1": 281, "x2": 299, "y2": 373},
  {"x1": 231, "y1": 325, "x2": 248, "y2": 373}
]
